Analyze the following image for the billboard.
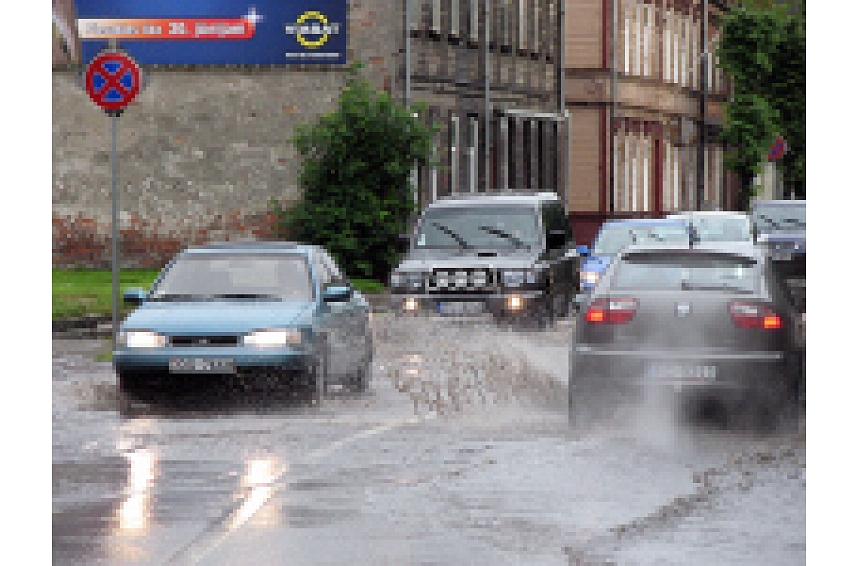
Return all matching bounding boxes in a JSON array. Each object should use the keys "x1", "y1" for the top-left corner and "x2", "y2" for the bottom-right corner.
[{"x1": 74, "y1": 1, "x2": 348, "y2": 65}]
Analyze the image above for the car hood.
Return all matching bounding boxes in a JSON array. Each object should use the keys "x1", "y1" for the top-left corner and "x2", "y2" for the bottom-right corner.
[
  {"x1": 398, "y1": 247, "x2": 540, "y2": 271},
  {"x1": 120, "y1": 300, "x2": 316, "y2": 334},
  {"x1": 759, "y1": 231, "x2": 806, "y2": 253},
  {"x1": 581, "y1": 255, "x2": 613, "y2": 274}
]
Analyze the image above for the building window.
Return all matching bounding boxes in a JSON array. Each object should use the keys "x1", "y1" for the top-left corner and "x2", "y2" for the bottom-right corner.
[
  {"x1": 469, "y1": 0, "x2": 479, "y2": 42},
  {"x1": 624, "y1": 10, "x2": 631, "y2": 75},
  {"x1": 632, "y1": 3, "x2": 640, "y2": 77},
  {"x1": 451, "y1": 0, "x2": 460, "y2": 37},
  {"x1": 643, "y1": 5, "x2": 651, "y2": 78},
  {"x1": 642, "y1": 136, "x2": 650, "y2": 212},
  {"x1": 450, "y1": 115, "x2": 460, "y2": 194},
  {"x1": 469, "y1": 117, "x2": 478, "y2": 192},
  {"x1": 517, "y1": 0, "x2": 526, "y2": 52},
  {"x1": 679, "y1": 17, "x2": 687, "y2": 87},
  {"x1": 432, "y1": 0, "x2": 442, "y2": 32}
]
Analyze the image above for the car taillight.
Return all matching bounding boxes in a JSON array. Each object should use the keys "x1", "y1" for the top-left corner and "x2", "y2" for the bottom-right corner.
[
  {"x1": 585, "y1": 298, "x2": 639, "y2": 324},
  {"x1": 729, "y1": 302, "x2": 783, "y2": 330}
]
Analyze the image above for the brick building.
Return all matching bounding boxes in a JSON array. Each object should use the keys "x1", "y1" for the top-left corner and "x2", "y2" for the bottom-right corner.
[
  {"x1": 403, "y1": 1, "x2": 567, "y2": 207},
  {"x1": 563, "y1": 0, "x2": 736, "y2": 245},
  {"x1": 52, "y1": 1, "x2": 405, "y2": 268}
]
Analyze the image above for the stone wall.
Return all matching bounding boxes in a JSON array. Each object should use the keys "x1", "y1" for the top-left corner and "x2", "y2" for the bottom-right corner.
[{"x1": 52, "y1": 1, "x2": 403, "y2": 268}]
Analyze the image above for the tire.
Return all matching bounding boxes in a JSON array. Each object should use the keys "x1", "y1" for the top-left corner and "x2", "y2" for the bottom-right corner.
[
  {"x1": 350, "y1": 336, "x2": 373, "y2": 394},
  {"x1": 117, "y1": 371, "x2": 149, "y2": 400},
  {"x1": 307, "y1": 349, "x2": 328, "y2": 405}
]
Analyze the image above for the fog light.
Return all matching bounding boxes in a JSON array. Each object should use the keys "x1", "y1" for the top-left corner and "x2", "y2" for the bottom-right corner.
[
  {"x1": 403, "y1": 297, "x2": 419, "y2": 311},
  {"x1": 506, "y1": 295, "x2": 525, "y2": 311}
]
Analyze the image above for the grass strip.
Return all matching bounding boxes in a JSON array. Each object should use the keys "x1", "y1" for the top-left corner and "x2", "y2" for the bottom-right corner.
[{"x1": 53, "y1": 268, "x2": 385, "y2": 320}]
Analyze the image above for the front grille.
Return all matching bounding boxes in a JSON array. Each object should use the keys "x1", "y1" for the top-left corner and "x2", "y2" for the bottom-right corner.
[
  {"x1": 169, "y1": 335, "x2": 240, "y2": 347},
  {"x1": 429, "y1": 268, "x2": 496, "y2": 294}
]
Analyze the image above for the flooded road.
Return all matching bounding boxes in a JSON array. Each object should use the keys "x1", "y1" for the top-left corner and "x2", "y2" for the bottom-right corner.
[{"x1": 53, "y1": 315, "x2": 805, "y2": 565}]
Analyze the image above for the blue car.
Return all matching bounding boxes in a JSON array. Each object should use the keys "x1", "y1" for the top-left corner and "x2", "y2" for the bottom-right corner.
[
  {"x1": 575, "y1": 218, "x2": 692, "y2": 305},
  {"x1": 113, "y1": 241, "x2": 373, "y2": 404}
]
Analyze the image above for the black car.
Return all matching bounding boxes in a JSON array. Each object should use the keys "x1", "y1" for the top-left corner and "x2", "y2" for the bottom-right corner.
[
  {"x1": 750, "y1": 199, "x2": 805, "y2": 341},
  {"x1": 389, "y1": 192, "x2": 580, "y2": 326},
  {"x1": 568, "y1": 241, "x2": 803, "y2": 427}
]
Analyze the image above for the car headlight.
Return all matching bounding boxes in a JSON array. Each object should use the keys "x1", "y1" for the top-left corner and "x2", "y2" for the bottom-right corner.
[
  {"x1": 390, "y1": 271, "x2": 425, "y2": 291},
  {"x1": 243, "y1": 328, "x2": 303, "y2": 348},
  {"x1": 117, "y1": 330, "x2": 167, "y2": 349},
  {"x1": 502, "y1": 269, "x2": 538, "y2": 288},
  {"x1": 582, "y1": 271, "x2": 601, "y2": 286}
]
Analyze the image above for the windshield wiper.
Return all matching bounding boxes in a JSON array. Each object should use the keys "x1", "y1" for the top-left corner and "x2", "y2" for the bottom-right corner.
[
  {"x1": 477, "y1": 225, "x2": 528, "y2": 249},
  {"x1": 777, "y1": 218, "x2": 805, "y2": 229},
  {"x1": 431, "y1": 222, "x2": 471, "y2": 249},
  {"x1": 210, "y1": 293, "x2": 281, "y2": 300},
  {"x1": 680, "y1": 281, "x2": 753, "y2": 293},
  {"x1": 149, "y1": 293, "x2": 210, "y2": 302}
]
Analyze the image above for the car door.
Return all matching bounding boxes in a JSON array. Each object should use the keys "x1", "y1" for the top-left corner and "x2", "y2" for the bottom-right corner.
[{"x1": 540, "y1": 201, "x2": 578, "y2": 314}]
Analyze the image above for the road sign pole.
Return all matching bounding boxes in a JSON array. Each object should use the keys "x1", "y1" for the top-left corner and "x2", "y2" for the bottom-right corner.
[{"x1": 111, "y1": 112, "x2": 119, "y2": 348}]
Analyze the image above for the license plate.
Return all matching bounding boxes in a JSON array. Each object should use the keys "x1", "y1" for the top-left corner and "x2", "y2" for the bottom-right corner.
[
  {"x1": 771, "y1": 251, "x2": 794, "y2": 262},
  {"x1": 169, "y1": 358, "x2": 236, "y2": 374},
  {"x1": 437, "y1": 301, "x2": 486, "y2": 315},
  {"x1": 645, "y1": 363, "x2": 716, "y2": 384}
]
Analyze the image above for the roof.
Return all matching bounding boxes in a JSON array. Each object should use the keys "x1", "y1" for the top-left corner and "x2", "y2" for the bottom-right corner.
[
  {"x1": 600, "y1": 217, "x2": 689, "y2": 227},
  {"x1": 427, "y1": 191, "x2": 561, "y2": 208},
  {"x1": 751, "y1": 199, "x2": 806, "y2": 207},
  {"x1": 620, "y1": 240, "x2": 762, "y2": 260},
  {"x1": 666, "y1": 211, "x2": 750, "y2": 219},
  {"x1": 182, "y1": 240, "x2": 312, "y2": 254}
]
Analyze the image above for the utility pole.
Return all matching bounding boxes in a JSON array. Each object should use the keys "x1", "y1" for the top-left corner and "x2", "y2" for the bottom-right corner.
[{"x1": 696, "y1": 0, "x2": 709, "y2": 210}]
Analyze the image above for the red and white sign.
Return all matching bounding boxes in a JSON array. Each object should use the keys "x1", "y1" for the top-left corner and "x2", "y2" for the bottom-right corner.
[
  {"x1": 84, "y1": 50, "x2": 142, "y2": 113},
  {"x1": 768, "y1": 135, "x2": 787, "y2": 161}
]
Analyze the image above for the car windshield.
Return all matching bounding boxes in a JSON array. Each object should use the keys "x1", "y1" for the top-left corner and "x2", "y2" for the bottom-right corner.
[
  {"x1": 414, "y1": 205, "x2": 540, "y2": 249},
  {"x1": 752, "y1": 203, "x2": 806, "y2": 234},
  {"x1": 677, "y1": 216, "x2": 752, "y2": 242},
  {"x1": 592, "y1": 224, "x2": 690, "y2": 256},
  {"x1": 150, "y1": 253, "x2": 314, "y2": 301},
  {"x1": 610, "y1": 252, "x2": 758, "y2": 293}
]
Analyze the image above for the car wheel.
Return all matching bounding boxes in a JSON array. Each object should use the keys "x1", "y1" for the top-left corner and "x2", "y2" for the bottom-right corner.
[
  {"x1": 118, "y1": 371, "x2": 148, "y2": 399},
  {"x1": 351, "y1": 337, "x2": 373, "y2": 393},
  {"x1": 307, "y1": 348, "x2": 328, "y2": 405}
]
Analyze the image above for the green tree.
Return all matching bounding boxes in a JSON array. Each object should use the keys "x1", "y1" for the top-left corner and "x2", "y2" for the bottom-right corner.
[
  {"x1": 716, "y1": 4, "x2": 805, "y2": 209},
  {"x1": 275, "y1": 64, "x2": 435, "y2": 282}
]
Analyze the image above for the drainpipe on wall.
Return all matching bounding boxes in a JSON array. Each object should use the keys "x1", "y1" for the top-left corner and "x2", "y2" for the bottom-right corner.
[
  {"x1": 609, "y1": 0, "x2": 618, "y2": 214},
  {"x1": 484, "y1": 0, "x2": 491, "y2": 190},
  {"x1": 696, "y1": 0, "x2": 708, "y2": 211},
  {"x1": 405, "y1": 0, "x2": 418, "y2": 208},
  {"x1": 559, "y1": 0, "x2": 568, "y2": 209}
]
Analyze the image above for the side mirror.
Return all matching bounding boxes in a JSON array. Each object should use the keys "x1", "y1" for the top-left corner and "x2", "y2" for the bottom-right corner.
[
  {"x1": 547, "y1": 229, "x2": 567, "y2": 250},
  {"x1": 322, "y1": 284, "x2": 353, "y2": 303},
  {"x1": 576, "y1": 245, "x2": 590, "y2": 257},
  {"x1": 396, "y1": 233, "x2": 412, "y2": 254},
  {"x1": 123, "y1": 288, "x2": 148, "y2": 306}
]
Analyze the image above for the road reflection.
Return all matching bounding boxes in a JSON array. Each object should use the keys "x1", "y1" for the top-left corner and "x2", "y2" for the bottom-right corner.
[
  {"x1": 117, "y1": 448, "x2": 157, "y2": 534},
  {"x1": 229, "y1": 455, "x2": 286, "y2": 530}
]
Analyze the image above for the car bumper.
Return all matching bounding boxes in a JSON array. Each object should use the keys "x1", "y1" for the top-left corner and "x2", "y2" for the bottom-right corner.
[
  {"x1": 389, "y1": 291, "x2": 546, "y2": 318},
  {"x1": 570, "y1": 345, "x2": 788, "y2": 402},
  {"x1": 114, "y1": 345, "x2": 317, "y2": 378}
]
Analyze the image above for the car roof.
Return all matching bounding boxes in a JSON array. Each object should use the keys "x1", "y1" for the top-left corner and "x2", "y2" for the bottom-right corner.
[
  {"x1": 427, "y1": 191, "x2": 561, "y2": 208},
  {"x1": 601, "y1": 218, "x2": 689, "y2": 227},
  {"x1": 181, "y1": 240, "x2": 315, "y2": 255},
  {"x1": 619, "y1": 240, "x2": 762, "y2": 260},
  {"x1": 751, "y1": 199, "x2": 806, "y2": 207},
  {"x1": 666, "y1": 211, "x2": 750, "y2": 219}
]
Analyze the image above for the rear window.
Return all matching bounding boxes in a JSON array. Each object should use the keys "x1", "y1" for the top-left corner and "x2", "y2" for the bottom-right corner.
[{"x1": 610, "y1": 253, "x2": 759, "y2": 293}]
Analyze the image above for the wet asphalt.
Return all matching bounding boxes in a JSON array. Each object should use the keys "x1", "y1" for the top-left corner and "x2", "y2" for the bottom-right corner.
[{"x1": 53, "y1": 314, "x2": 805, "y2": 565}]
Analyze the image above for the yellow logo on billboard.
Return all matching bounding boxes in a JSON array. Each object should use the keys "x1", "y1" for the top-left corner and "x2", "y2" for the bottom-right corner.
[{"x1": 286, "y1": 11, "x2": 340, "y2": 49}]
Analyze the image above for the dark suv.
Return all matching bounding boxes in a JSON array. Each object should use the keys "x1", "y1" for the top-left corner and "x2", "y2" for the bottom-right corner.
[{"x1": 388, "y1": 192, "x2": 581, "y2": 325}]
